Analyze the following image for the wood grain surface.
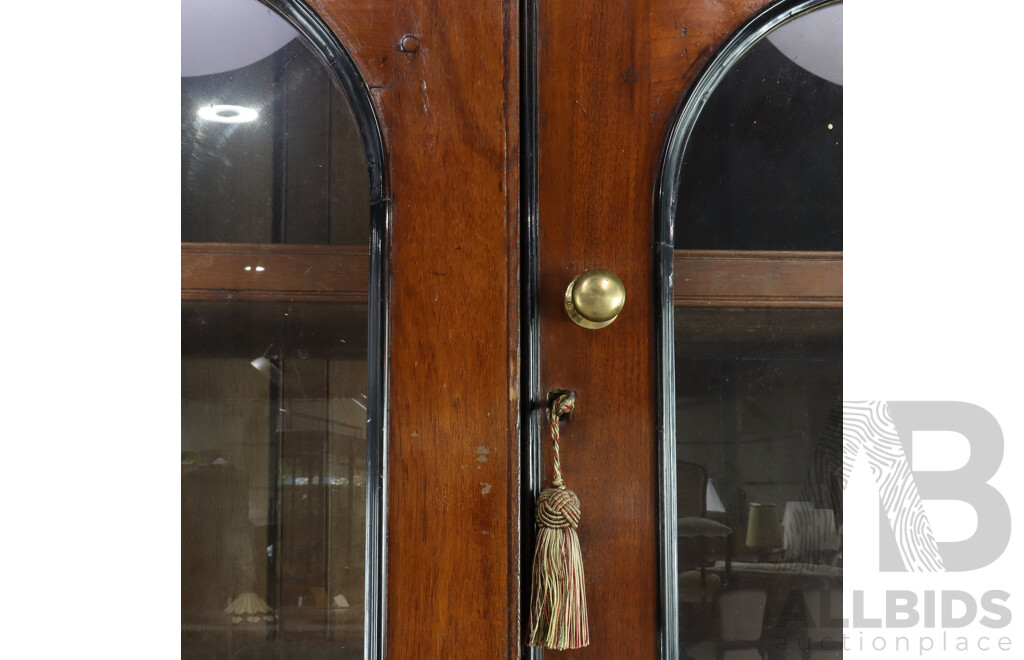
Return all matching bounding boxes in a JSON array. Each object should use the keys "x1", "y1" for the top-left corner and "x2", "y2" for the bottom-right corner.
[
  {"x1": 535, "y1": 0, "x2": 660, "y2": 656},
  {"x1": 387, "y1": 2, "x2": 520, "y2": 655},
  {"x1": 674, "y1": 250, "x2": 843, "y2": 307},
  {"x1": 309, "y1": 0, "x2": 393, "y2": 88},
  {"x1": 181, "y1": 243, "x2": 368, "y2": 301},
  {"x1": 651, "y1": 0, "x2": 775, "y2": 137},
  {"x1": 316, "y1": 0, "x2": 523, "y2": 657}
]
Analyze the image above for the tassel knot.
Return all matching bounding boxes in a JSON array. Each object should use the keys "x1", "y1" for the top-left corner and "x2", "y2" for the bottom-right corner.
[{"x1": 536, "y1": 487, "x2": 581, "y2": 529}]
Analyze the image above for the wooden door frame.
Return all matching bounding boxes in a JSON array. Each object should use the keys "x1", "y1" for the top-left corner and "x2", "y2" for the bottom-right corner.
[
  {"x1": 301, "y1": 0, "x2": 835, "y2": 657},
  {"x1": 310, "y1": 1, "x2": 524, "y2": 657}
]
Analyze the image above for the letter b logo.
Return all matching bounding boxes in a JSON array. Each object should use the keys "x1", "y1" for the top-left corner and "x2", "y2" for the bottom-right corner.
[{"x1": 844, "y1": 401, "x2": 1010, "y2": 572}]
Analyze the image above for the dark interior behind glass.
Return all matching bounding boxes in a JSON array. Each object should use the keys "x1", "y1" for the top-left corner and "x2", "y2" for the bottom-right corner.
[
  {"x1": 671, "y1": 4, "x2": 843, "y2": 658},
  {"x1": 181, "y1": 2, "x2": 372, "y2": 657}
]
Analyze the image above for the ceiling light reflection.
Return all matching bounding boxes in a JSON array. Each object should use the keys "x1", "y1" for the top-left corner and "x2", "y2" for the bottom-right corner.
[{"x1": 198, "y1": 104, "x2": 259, "y2": 124}]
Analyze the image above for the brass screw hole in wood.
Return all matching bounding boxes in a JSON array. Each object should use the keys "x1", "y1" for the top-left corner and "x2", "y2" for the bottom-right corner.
[{"x1": 399, "y1": 35, "x2": 420, "y2": 53}]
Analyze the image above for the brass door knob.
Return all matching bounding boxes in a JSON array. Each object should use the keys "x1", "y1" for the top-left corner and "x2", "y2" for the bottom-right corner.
[{"x1": 564, "y1": 269, "x2": 626, "y2": 329}]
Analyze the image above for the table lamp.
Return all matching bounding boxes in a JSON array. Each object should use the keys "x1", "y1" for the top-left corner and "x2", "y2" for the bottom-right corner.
[
  {"x1": 225, "y1": 591, "x2": 274, "y2": 624},
  {"x1": 746, "y1": 503, "x2": 782, "y2": 561},
  {"x1": 782, "y1": 501, "x2": 838, "y2": 562}
]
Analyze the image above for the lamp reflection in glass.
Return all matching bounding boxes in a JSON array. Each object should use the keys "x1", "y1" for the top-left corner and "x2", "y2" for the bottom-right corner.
[
  {"x1": 782, "y1": 501, "x2": 839, "y2": 562},
  {"x1": 250, "y1": 347, "x2": 282, "y2": 386},
  {"x1": 746, "y1": 503, "x2": 782, "y2": 562},
  {"x1": 225, "y1": 591, "x2": 275, "y2": 624},
  {"x1": 706, "y1": 479, "x2": 726, "y2": 515},
  {"x1": 198, "y1": 104, "x2": 259, "y2": 124}
]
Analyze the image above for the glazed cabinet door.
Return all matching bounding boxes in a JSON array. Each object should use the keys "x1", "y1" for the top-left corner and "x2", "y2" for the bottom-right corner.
[{"x1": 531, "y1": 0, "x2": 842, "y2": 658}]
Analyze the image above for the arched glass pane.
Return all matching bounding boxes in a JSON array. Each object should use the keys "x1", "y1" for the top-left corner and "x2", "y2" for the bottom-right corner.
[
  {"x1": 181, "y1": 1, "x2": 381, "y2": 657},
  {"x1": 674, "y1": 3, "x2": 842, "y2": 251},
  {"x1": 659, "y1": 3, "x2": 844, "y2": 658},
  {"x1": 181, "y1": 0, "x2": 370, "y2": 245}
]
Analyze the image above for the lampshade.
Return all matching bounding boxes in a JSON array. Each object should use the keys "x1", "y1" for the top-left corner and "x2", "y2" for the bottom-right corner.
[
  {"x1": 225, "y1": 591, "x2": 274, "y2": 624},
  {"x1": 706, "y1": 479, "x2": 726, "y2": 514},
  {"x1": 250, "y1": 356, "x2": 283, "y2": 385},
  {"x1": 746, "y1": 503, "x2": 782, "y2": 549},
  {"x1": 782, "y1": 501, "x2": 838, "y2": 557}
]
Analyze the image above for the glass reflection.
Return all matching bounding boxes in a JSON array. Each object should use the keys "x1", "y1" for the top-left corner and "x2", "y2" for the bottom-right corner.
[
  {"x1": 670, "y1": 4, "x2": 843, "y2": 659},
  {"x1": 676, "y1": 308, "x2": 842, "y2": 659},
  {"x1": 181, "y1": 0, "x2": 370, "y2": 245},
  {"x1": 675, "y1": 3, "x2": 842, "y2": 251},
  {"x1": 181, "y1": 1, "x2": 373, "y2": 657},
  {"x1": 182, "y1": 302, "x2": 368, "y2": 658}
]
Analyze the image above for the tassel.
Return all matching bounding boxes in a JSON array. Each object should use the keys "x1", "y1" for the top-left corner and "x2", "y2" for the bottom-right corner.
[{"x1": 529, "y1": 393, "x2": 589, "y2": 649}]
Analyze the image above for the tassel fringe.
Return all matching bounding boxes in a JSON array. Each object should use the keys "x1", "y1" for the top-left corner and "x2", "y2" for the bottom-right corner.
[{"x1": 528, "y1": 487, "x2": 589, "y2": 649}]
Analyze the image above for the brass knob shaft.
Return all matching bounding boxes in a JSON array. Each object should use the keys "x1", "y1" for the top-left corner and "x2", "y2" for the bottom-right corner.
[{"x1": 564, "y1": 269, "x2": 626, "y2": 329}]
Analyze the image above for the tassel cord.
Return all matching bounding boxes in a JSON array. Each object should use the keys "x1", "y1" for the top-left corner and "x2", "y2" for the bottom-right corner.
[{"x1": 549, "y1": 393, "x2": 575, "y2": 490}]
